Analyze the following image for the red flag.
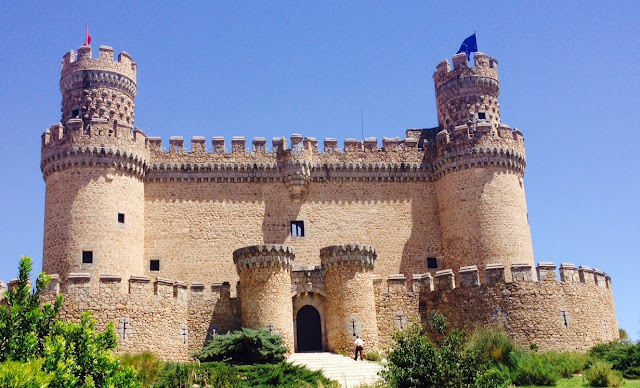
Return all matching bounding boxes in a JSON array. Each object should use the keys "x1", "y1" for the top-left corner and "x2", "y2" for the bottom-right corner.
[{"x1": 84, "y1": 24, "x2": 91, "y2": 46}]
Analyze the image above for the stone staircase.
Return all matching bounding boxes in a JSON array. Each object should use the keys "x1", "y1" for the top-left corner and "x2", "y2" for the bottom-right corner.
[{"x1": 287, "y1": 352, "x2": 383, "y2": 388}]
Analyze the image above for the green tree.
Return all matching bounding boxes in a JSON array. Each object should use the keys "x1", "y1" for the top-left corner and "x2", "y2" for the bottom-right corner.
[
  {"x1": 0, "y1": 256, "x2": 62, "y2": 362},
  {"x1": 0, "y1": 256, "x2": 140, "y2": 388}
]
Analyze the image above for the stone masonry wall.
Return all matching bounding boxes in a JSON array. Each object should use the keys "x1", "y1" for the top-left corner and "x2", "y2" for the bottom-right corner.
[
  {"x1": 42, "y1": 168, "x2": 146, "y2": 288},
  {"x1": 374, "y1": 276, "x2": 420, "y2": 352},
  {"x1": 143, "y1": 180, "x2": 442, "y2": 285},
  {"x1": 435, "y1": 168, "x2": 534, "y2": 282},
  {"x1": 420, "y1": 264, "x2": 618, "y2": 351}
]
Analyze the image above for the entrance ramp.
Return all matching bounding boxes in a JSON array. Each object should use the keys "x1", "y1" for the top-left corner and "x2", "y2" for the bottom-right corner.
[{"x1": 287, "y1": 352, "x2": 383, "y2": 388}]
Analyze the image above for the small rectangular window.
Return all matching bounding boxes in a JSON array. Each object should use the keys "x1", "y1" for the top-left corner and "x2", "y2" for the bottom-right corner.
[
  {"x1": 71, "y1": 109, "x2": 80, "y2": 118},
  {"x1": 82, "y1": 251, "x2": 93, "y2": 264},
  {"x1": 118, "y1": 213, "x2": 125, "y2": 224},
  {"x1": 427, "y1": 257, "x2": 438, "y2": 269},
  {"x1": 291, "y1": 221, "x2": 305, "y2": 237},
  {"x1": 477, "y1": 112, "x2": 486, "y2": 120},
  {"x1": 150, "y1": 260, "x2": 160, "y2": 271}
]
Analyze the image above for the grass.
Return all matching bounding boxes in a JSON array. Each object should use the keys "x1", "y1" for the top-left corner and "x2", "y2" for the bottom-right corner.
[{"x1": 518, "y1": 375, "x2": 640, "y2": 387}]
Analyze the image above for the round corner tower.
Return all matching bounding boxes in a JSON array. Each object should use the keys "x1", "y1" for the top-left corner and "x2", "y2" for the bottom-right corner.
[
  {"x1": 41, "y1": 45, "x2": 149, "y2": 289},
  {"x1": 432, "y1": 52, "x2": 534, "y2": 282}
]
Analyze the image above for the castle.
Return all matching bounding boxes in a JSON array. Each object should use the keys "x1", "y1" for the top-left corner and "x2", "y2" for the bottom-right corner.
[{"x1": 15, "y1": 44, "x2": 618, "y2": 360}]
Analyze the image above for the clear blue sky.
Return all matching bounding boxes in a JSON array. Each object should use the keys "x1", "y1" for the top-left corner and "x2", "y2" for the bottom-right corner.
[{"x1": 0, "y1": 1, "x2": 638, "y2": 341}]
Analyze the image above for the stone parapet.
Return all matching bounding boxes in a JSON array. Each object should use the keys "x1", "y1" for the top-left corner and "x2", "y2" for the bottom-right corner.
[
  {"x1": 320, "y1": 244, "x2": 376, "y2": 269},
  {"x1": 233, "y1": 245, "x2": 295, "y2": 271}
]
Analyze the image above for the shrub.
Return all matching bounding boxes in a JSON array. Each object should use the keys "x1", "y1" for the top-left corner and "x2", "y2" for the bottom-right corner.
[
  {"x1": 0, "y1": 359, "x2": 53, "y2": 388},
  {"x1": 380, "y1": 314, "x2": 483, "y2": 388},
  {"x1": 466, "y1": 325, "x2": 514, "y2": 365},
  {"x1": 474, "y1": 365, "x2": 512, "y2": 388},
  {"x1": 365, "y1": 351, "x2": 381, "y2": 362},
  {"x1": 543, "y1": 351, "x2": 589, "y2": 378},
  {"x1": 155, "y1": 361, "x2": 336, "y2": 388},
  {"x1": 119, "y1": 352, "x2": 164, "y2": 387},
  {"x1": 509, "y1": 349, "x2": 559, "y2": 386},
  {"x1": 583, "y1": 361, "x2": 624, "y2": 387},
  {"x1": 590, "y1": 340, "x2": 640, "y2": 379},
  {"x1": 194, "y1": 327, "x2": 288, "y2": 364}
]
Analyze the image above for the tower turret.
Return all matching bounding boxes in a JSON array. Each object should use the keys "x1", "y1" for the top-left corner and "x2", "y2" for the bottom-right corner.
[
  {"x1": 432, "y1": 52, "x2": 534, "y2": 282},
  {"x1": 41, "y1": 45, "x2": 148, "y2": 290},
  {"x1": 60, "y1": 45, "x2": 137, "y2": 126},
  {"x1": 433, "y1": 52, "x2": 500, "y2": 130}
]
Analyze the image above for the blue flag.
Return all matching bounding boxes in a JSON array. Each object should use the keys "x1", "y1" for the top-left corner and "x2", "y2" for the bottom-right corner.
[{"x1": 457, "y1": 33, "x2": 478, "y2": 59}]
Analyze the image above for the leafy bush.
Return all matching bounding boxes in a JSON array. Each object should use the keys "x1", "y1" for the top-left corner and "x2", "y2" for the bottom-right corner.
[
  {"x1": 155, "y1": 361, "x2": 337, "y2": 388},
  {"x1": 380, "y1": 313, "x2": 482, "y2": 388},
  {"x1": 466, "y1": 325, "x2": 514, "y2": 365},
  {"x1": 591, "y1": 340, "x2": 640, "y2": 379},
  {"x1": 473, "y1": 365, "x2": 511, "y2": 388},
  {"x1": 119, "y1": 352, "x2": 164, "y2": 387},
  {"x1": 365, "y1": 351, "x2": 381, "y2": 362},
  {"x1": 509, "y1": 349, "x2": 560, "y2": 386},
  {"x1": 583, "y1": 361, "x2": 624, "y2": 387},
  {"x1": 543, "y1": 351, "x2": 589, "y2": 378},
  {"x1": 194, "y1": 327, "x2": 288, "y2": 364},
  {"x1": 0, "y1": 359, "x2": 53, "y2": 388}
]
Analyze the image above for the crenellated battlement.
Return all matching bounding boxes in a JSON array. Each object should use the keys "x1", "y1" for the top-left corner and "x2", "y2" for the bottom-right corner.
[
  {"x1": 430, "y1": 122, "x2": 526, "y2": 178},
  {"x1": 147, "y1": 134, "x2": 422, "y2": 162},
  {"x1": 407, "y1": 262, "x2": 612, "y2": 294},
  {"x1": 40, "y1": 118, "x2": 149, "y2": 179},
  {"x1": 433, "y1": 52, "x2": 498, "y2": 91},
  {"x1": 320, "y1": 244, "x2": 377, "y2": 269},
  {"x1": 233, "y1": 245, "x2": 295, "y2": 271},
  {"x1": 0, "y1": 273, "x2": 239, "y2": 302},
  {"x1": 61, "y1": 46, "x2": 137, "y2": 82}
]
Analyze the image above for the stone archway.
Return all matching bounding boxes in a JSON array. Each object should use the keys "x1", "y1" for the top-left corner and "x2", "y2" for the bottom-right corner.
[
  {"x1": 296, "y1": 305, "x2": 322, "y2": 351},
  {"x1": 292, "y1": 292, "x2": 327, "y2": 352}
]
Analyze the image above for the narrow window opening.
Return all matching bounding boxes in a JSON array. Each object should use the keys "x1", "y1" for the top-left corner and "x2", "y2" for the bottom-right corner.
[
  {"x1": 291, "y1": 221, "x2": 305, "y2": 237},
  {"x1": 478, "y1": 112, "x2": 486, "y2": 120},
  {"x1": 427, "y1": 257, "x2": 438, "y2": 269},
  {"x1": 150, "y1": 260, "x2": 160, "y2": 271},
  {"x1": 82, "y1": 251, "x2": 93, "y2": 264},
  {"x1": 71, "y1": 109, "x2": 80, "y2": 118},
  {"x1": 118, "y1": 213, "x2": 125, "y2": 224}
]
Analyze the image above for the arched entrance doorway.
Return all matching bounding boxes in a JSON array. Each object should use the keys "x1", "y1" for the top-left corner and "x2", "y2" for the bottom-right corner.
[{"x1": 296, "y1": 305, "x2": 322, "y2": 352}]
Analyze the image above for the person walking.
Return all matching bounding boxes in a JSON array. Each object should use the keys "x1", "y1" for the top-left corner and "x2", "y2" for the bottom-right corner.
[{"x1": 354, "y1": 336, "x2": 364, "y2": 361}]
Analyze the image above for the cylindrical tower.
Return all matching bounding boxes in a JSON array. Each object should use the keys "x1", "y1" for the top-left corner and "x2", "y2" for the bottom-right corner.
[
  {"x1": 432, "y1": 52, "x2": 533, "y2": 281},
  {"x1": 233, "y1": 245, "x2": 295, "y2": 351},
  {"x1": 320, "y1": 244, "x2": 378, "y2": 354},
  {"x1": 41, "y1": 45, "x2": 148, "y2": 289}
]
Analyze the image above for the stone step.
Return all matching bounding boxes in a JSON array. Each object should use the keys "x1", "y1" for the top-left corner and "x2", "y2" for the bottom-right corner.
[{"x1": 288, "y1": 352, "x2": 383, "y2": 388}]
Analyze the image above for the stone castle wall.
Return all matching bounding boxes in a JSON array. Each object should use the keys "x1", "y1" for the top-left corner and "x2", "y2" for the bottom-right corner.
[{"x1": 21, "y1": 273, "x2": 241, "y2": 361}]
